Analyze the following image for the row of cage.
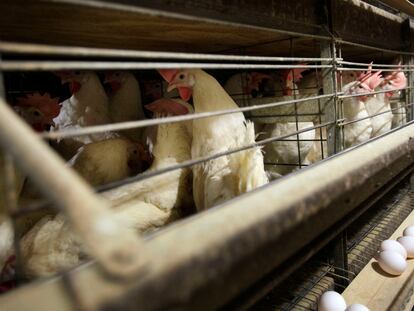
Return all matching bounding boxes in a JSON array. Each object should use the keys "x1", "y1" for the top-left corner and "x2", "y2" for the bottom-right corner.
[{"x1": 0, "y1": 38, "x2": 413, "y2": 299}]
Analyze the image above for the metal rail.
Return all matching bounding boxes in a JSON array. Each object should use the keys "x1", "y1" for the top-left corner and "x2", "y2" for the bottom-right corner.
[
  {"x1": 0, "y1": 41, "x2": 335, "y2": 62},
  {"x1": 41, "y1": 94, "x2": 334, "y2": 140}
]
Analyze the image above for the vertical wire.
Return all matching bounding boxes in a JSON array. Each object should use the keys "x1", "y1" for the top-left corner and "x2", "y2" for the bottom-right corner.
[
  {"x1": 410, "y1": 55, "x2": 414, "y2": 122},
  {"x1": 315, "y1": 61, "x2": 324, "y2": 160},
  {"x1": 290, "y1": 38, "x2": 302, "y2": 170},
  {"x1": 334, "y1": 43, "x2": 341, "y2": 152}
]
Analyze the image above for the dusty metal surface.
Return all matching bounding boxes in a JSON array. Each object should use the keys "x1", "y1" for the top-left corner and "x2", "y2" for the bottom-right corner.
[
  {"x1": 106, "y1": 0, "x2": 327, "y2": 38},
  {"x1": 0, "y1": 0, "x2": 412, "y2": 58},
  {"x1": 331, "y1": 0, "x2": 405, "y2": 51}
]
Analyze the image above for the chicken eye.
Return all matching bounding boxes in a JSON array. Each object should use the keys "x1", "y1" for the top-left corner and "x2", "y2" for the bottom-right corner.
[
  {"x1": 32, "y1": 110, "x2": 41, "y2": 117},
  {"x1": 179, "y1": 74, "x2": 185, "y2": 80},
  {"x1": 350, "y1": 73, "x2": 354, "y2": 77}
]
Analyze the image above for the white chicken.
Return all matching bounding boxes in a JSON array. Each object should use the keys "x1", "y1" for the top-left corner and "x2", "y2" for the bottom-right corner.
[
  {"x1": 68, "y1": 138, "x2": 150, "y2": 187},
  {"x1": 9, "y1": 99, "x2": 193, "y2": 278},
  {"x1": 104, "y1": 98, "x2": 194, "y2": 226},
  {"x1": 261, "y1": 69, "x2": 316, "y2": 177},
  {"x1": 391, "y1": 98, "x2": 406, "y2": 128},
  {"x1": 224, "y1": 72, "x2": 271, "y2": 100},
  {"x1": 341, "y1": 71, "x2": 382, "y2": 148},
  {"x1": 159, "y1": 69, "x2": 268, "y2": 211},
  {"x1": 104, "y1": 71, "x2": 146, "y2": 141},
  {"x1": 298, "y1": 69, "x2": 360, "y2": 164},
  {"x1": 0, "y1": 93, "x2": 61, "y2": 275},
  {"x1": 365, "y1": 68, "x2": 407, "y2": 136},
  {"x1": 52, "y1": 71, "x2": 116, "y2": 159}
]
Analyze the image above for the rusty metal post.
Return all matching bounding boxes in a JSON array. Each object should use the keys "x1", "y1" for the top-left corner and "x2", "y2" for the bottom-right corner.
[{"x1": 322, "y1": 0, "x2": 348, "y2": 288}]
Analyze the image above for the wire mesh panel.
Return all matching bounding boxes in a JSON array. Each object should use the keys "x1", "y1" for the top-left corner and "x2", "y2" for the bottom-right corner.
[
  {"x1": 0, "y1": 1, "x2": 413, "y2": 310},
  {"x1": 0, "y1": 42, "x2": 413, "y2": 297}
]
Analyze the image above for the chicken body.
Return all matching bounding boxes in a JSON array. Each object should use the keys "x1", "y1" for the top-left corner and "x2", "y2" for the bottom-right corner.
[
  {"x1": 263, "y1": 122, "x2": 315, "y2": 176},
  {"x1": 365, "y1": 70, "x2": 407, "y2": 136},
  {"x1": 162, "y1": 69, "x2": 268, "y2": 211},
  {"x1": 14, "y1": 108, "x2": 192, "y2": 279},
  {"x1": 261, "y1": 71, "x2": 315, "y2": 176},
  {"x1": 19, "y1": 214, "x2": 83, "y2": 278},
  {"x1": 303, "y1": 127, "x2": 327, "y2": 165},
  {"x1": 0, "y1": 94, "x2": 61, "y2": 272},
  {"x1": 105, "y1": 101, "x2": 193, "y2": 210},
  {"x1": 364, "y1": 93, "x2": 392, "y2": 137},
  {"x1": 391, "y1": 98, "x2": 406, "y2": 128},
  {"x1": 342, "y1": 82, "x2": 373, "y2": 148},
  {"x1": 105, "y1": 72, "x2": 145, "y2": 141},
  {"x1": 53, "y1": 71, "x2": 116, "y2": 159},
  {"x1": 68, "y1": 138, "x2": 148, "y2": 187}
]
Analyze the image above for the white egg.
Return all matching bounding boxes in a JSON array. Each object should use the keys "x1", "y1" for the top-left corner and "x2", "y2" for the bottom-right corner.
[
  {"x1": 380, "y1": 240, "x2": 407, "y2": 259},
  {"x1": 318, "y1": 291, "x2": 347, "y2": 311},
  {"x1": 397, "y1": 236, "x2": 414, "y2": 258},
  {"x1": 345, "y1": 304, "x2": 370, "y2": 311},
  {"x1": 377, "y1": 251, "x2": 407, "y2": 275},
  {"x1": 403, "y1": 225, "x2": 414, "y2": 237}
]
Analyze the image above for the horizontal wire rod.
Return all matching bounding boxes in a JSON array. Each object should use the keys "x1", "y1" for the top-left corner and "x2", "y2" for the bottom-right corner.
[
  {"x1": 16, "y1": 120, "x2": 332, "y2": 213},
  {"x1": 0, "y1": 41, "x2": 336, "y2": 62},
  {"x1": 0, "y1": 61, "x2": 332, "y2": 71},
  {"x1": 338, "y1": 67, "x2": 414, "y2": 72},
  {"x1": 338, "y1": 87, "x2": 414, "y2": 99},
  {"x1": 340, "y1": 103, "x2": 414, "y2": 126},
  {"x1": 337, "y1": 60, "x2": 414, "y2": 68},
  {"x1": 335, "y1": 38, "x2": 414, "y2": 56},
  {"x1": 41, "y1": 93, "x2": 334, "y2": 139},
  {"x1": 96, "y1": 121, "x2": 333, "y2": 192}
]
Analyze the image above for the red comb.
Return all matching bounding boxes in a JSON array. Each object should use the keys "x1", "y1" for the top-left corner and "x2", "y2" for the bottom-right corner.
[
  {"x1": 145, "y1": 98, "x2": 189, "y2": 116},
  {"x1": 366, "y1": 71, "x2": 383, "y2": 90},
  {"x1": 357, "y1": 62, "x2": 373, "y2": 82},
  {"x1": 384, "y1": 68, "x2": 407, "y2": 90},
  {"x1": 158, "y1": 69, "x2": 179, "y2": 82},
  {"x1": 281, "y1": 65, "x2": 308, "y2": 83},
  {"x1": 16, "y1": 92, "x2": 61, "y2": 120}
]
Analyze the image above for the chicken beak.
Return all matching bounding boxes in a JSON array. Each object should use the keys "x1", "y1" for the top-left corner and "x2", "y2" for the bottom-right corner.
[{"x1": 167, "y1": 82, "x2": 177, "y2": 93}]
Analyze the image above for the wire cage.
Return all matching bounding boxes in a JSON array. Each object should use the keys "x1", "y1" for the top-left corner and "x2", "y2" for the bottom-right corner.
[{"x1": 0, "y1": 0, "x2": 414, "y2": 310}]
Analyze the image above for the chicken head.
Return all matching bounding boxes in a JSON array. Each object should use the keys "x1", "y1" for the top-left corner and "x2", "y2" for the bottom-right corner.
[
  {"x1": 15, "y1": 92, "x2": 60, "y2": 132},
  {"x1": 381, "y1": 68, "x2": 407, "y2": 98},
  {"x1": 349, "y1": 70, "x2": 382, "y2": 102},
  {"x1": 104, "y1": 71, "x2": 128, "y2": 93},
  {"x1": 54, "y1": 70, "x2": 89, "y2": 94},
  {"x1": 127, "y1": 142, "x2": 152, "y2": 174},
  {"x1": 145, "y1": 98, "x2": 191, "y2": 116},
  {"x1": 158, "y1": 69, "x2": 194, "y2": 101},
  {"x1": 280, "y1": 66, "x2": 309, "y2": 95}
]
